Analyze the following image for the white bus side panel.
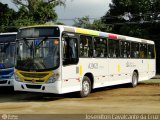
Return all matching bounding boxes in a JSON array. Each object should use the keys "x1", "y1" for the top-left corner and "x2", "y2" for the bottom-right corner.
[
  {"x1": 61, "y1": 58, "x2": 109, "y2": 93},
  {"x1": 61, "y1": 58, "x2": 155, "y2": 93},
  {"x1": 61, "y1": 64, "x2": 82, "y2": 93}
]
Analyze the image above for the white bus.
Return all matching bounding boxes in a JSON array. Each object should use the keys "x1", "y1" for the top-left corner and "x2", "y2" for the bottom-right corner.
[
  {"x1": 14, "y1": 25, "x2": 156, "y2": 97},
  {"x1": 0, "y1": 32, "x2": 16, "y2": 86}
]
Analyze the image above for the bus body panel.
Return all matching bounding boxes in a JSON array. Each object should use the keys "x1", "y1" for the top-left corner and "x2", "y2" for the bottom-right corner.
[
  {"x1": 61, "y1": 64, "x2": 81, "y2": 93},
  {"x1": 61, "y1": 58, "x2": 155, "y2": 93},
  {"x1": 14, "y1": 58, "x2": 155, "y2": 94}
]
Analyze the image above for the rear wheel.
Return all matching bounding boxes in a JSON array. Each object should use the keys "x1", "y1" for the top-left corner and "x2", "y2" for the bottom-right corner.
[
  {"x1": 78, "y1": 76, "x2": 91, "y2": 98},
  {"x1": 130, "y1": 72, "x2": 138, "y2": 87}
]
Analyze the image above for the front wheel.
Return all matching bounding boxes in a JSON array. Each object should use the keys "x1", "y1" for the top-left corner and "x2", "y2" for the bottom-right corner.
[
  {"x1": 130, "y1": 72, "x2": 138, "y2": 87},
  {"x1": 78, "y1": 76, "x2": 91, "y2": 98}
]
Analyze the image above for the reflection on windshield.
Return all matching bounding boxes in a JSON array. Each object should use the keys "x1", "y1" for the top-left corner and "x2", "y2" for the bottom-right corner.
[
  {"x1": 0, "y1": 43, "x2": 15, "y2": 69},
  {"x1": 16, "y1": 38, "x2": 59, "y2": 71}
]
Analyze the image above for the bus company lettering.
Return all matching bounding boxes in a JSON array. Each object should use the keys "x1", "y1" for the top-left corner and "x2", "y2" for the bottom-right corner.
[
  {"x1": 126, "y1": 62, "x2": 136, "y2": 67},
  {"x1": 88, "y1": 63, "x2": 98, "y2": 69}
]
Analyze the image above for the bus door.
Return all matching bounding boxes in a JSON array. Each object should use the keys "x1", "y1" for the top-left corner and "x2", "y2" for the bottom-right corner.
[
  {"x1": 139, "y1": 43, "x2": 148, "y2": 79},
  {"x1": 108, "y1": 39, "x2": 121, "y2": 83},
  {"x1": 147, "y1": 44, "x2": 156, "y2": 77},
  {"x1": 61, "y1": 33, "x2": 80, "y2": 92}
]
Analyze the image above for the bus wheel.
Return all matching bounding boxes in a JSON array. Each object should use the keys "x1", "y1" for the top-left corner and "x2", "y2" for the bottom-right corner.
[
  {"x1": 130, "y1": 72, "x2": 138, "y2": 87},
  {"x1": 78, "y1": 76, "x2": 91, "y2": 98}
]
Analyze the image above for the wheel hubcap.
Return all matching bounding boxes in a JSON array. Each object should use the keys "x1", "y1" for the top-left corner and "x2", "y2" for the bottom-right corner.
[
  {"x1": 133, "y1": 74, "x2": 137, "y2": 86},
  {"x1": 83, "y1": 81, "x2": 90, "y2": 95}
]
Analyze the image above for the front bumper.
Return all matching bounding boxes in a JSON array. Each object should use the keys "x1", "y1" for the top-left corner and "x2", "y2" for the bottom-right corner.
[
  {"x1": 13, "y1": 80, "x2": 62, "y2": 94},
  {"x1": 0, "y1": 78, "x2": 14, "y2": 86}
]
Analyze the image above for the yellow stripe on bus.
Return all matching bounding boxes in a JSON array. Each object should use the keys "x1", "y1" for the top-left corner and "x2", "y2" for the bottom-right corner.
[
  {"x1": 20, "y1": 24, "x2": 55, "y2": 29},
  {"x1": 148, "y1": 63, "x2": 150, "y2": 71},
  {"x1": 79, "y1": 65, "x2": 83, "y2": 76},
  {"x1": 76, "y1": 28, "x2": 99, "y2": 36},
  {"x1": 118, "y1": 64, "x2": 121, "y2": 73}
]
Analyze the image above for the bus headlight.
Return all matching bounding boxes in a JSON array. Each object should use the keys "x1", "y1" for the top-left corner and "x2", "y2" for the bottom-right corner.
[
  {"x1": 47, "y1": 76, "x2": 57, "y2": 83},
  {"x1": 14, "y1": 74, "x2": 21, "y2": 82},
  {"x1": 47, "y1": 73, "x2": 59, "y2": 83}
]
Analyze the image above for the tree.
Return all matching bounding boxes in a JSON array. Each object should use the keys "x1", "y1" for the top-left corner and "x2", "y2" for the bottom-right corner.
[
  {"x1": 102, "y1": 0, "x2": 156, "y2": 24},
  {"x1": 12, "y1": 0, "x2": 66, "y2": 13},
  {"x1": 90, "y1": 19, "x2": 112, "y2": 32},
  {"x1": 12, "y1": 0, "x2": 66, "y2": 24},
  {"x1": 0, "y1": 0, "x2": 67, "y2": 32},
  {"x1": 102, "y1": 0, "x2": 160, "y2": 38},
  {"x1": 73, "y1": 16, "x2": 91, "y2": 28},
  {"x1": 12, "y1": 6, "x2": 35, "y2": 28},
  {"x1": 0, "y1": 2, "x2": 16, "y2": 32},
  {"x1": 73, "y1": 16, "x2": 112, "y2": 32}
]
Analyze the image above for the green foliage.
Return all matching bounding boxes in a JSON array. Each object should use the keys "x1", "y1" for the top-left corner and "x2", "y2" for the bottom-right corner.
[
  {"x1": 12, "y1": 0, "x2": 66, "y2": 24},
  {"x1": 33, "y1": 2, "x2": 58, "y2": 23},
  {"x1": 12, "y1": 6, "x2": 35, "y2": 28},
  {"x1": 91, "y1": 19, "x2": 112, "y2": 32},
  {"x1": 0, "y1": 0, "x2": 66, "y2": 32},
  {"x1": 73, "y1": 16, "x2": 91, "y2": 28},
  {"x1": 56, "y1": 21, "x2": 65, "y2": 25},
  {"x1": 0, "y1": 3, "x2": 16, "y2": 32},
  {"x1": 73, "y1": 16, "x2": 112, "y2": 32},
  {"x1": 102, "y1": 0, "x2": 160, "y2": 39},
  {"x1": 118, "y1": 24, "x2": 148, "y2": 38}
]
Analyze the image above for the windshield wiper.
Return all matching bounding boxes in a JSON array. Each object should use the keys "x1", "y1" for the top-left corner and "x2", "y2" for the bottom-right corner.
[
  {"x1": 22, "y1": 38, "x2": 33, "y2": 49},
  {"x1": 35, "y1": 37, "x2": 48, "y2": 48}
]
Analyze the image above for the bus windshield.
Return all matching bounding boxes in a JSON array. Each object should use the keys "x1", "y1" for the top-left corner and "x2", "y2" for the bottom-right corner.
[
  {"x1": 0, "y1": 43, "x2": 15, "y2": 69},
  {"x1": 15, "y1": 38, "x2": 60, "y2": 71}
]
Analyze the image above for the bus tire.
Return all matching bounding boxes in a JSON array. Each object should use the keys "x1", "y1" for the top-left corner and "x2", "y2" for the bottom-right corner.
[
  {"x1": 78, "y1": 76, "x2": 91, "y2": 98},
  {"x1": 130, "y1": 71, "x2": 138, "y2": 87}
]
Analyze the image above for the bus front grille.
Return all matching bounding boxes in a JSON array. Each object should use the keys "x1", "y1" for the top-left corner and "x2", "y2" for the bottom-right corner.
[
  {"x1": 24, "y1": 79, "x2": 45, "y2": 83},
  {"x1": 20, "y1": 72, "x2": 49, "y2": 78}
]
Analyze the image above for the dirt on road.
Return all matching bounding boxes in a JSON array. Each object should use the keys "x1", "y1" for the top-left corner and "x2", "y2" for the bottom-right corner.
[{"x1": 0, "y1": 83, "x2": 160, "y2": 114}]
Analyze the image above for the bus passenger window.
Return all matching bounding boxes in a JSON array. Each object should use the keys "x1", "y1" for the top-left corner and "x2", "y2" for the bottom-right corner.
[
  {"x1": 94, "y1": 37, "x2": 107, "y2": 58},
  {"x1": 108, "y1": 39, "x2": 120, "y2": 58},
  {"x1": 120, "y1": 41, "x2": 130, "y2": 58},
  {"x1": 140, "y1": 43, "x2": 147, "y2": 58},
  {"x1": 148, "y1": 44, "x2": 155, "y2": 59},
  {"x1": 62, "y1": 36, "x2": 78, "y2": 65},
  {"x1": 131, "y1": 42, "x2": 139, "y2": 58},
  {"x1": 80, "y1": 35, "x2": 93, "y2": 57}
]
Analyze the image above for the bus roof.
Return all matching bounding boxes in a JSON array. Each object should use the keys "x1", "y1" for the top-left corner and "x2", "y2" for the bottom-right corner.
[
  {"x1": 19, "y1": 25, "x2": 154, "y2": 44},
  {"x1": 0, "y1": 32, "x2": 17, "y2": 43}
]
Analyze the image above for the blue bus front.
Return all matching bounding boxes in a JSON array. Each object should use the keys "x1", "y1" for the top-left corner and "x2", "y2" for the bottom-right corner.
[
  {"x1": 0, "y1": 33, "x2": 16, "y2": 86},
  {"x1": 0, "y1": 67, "x2": 14, "y2": 86}
]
